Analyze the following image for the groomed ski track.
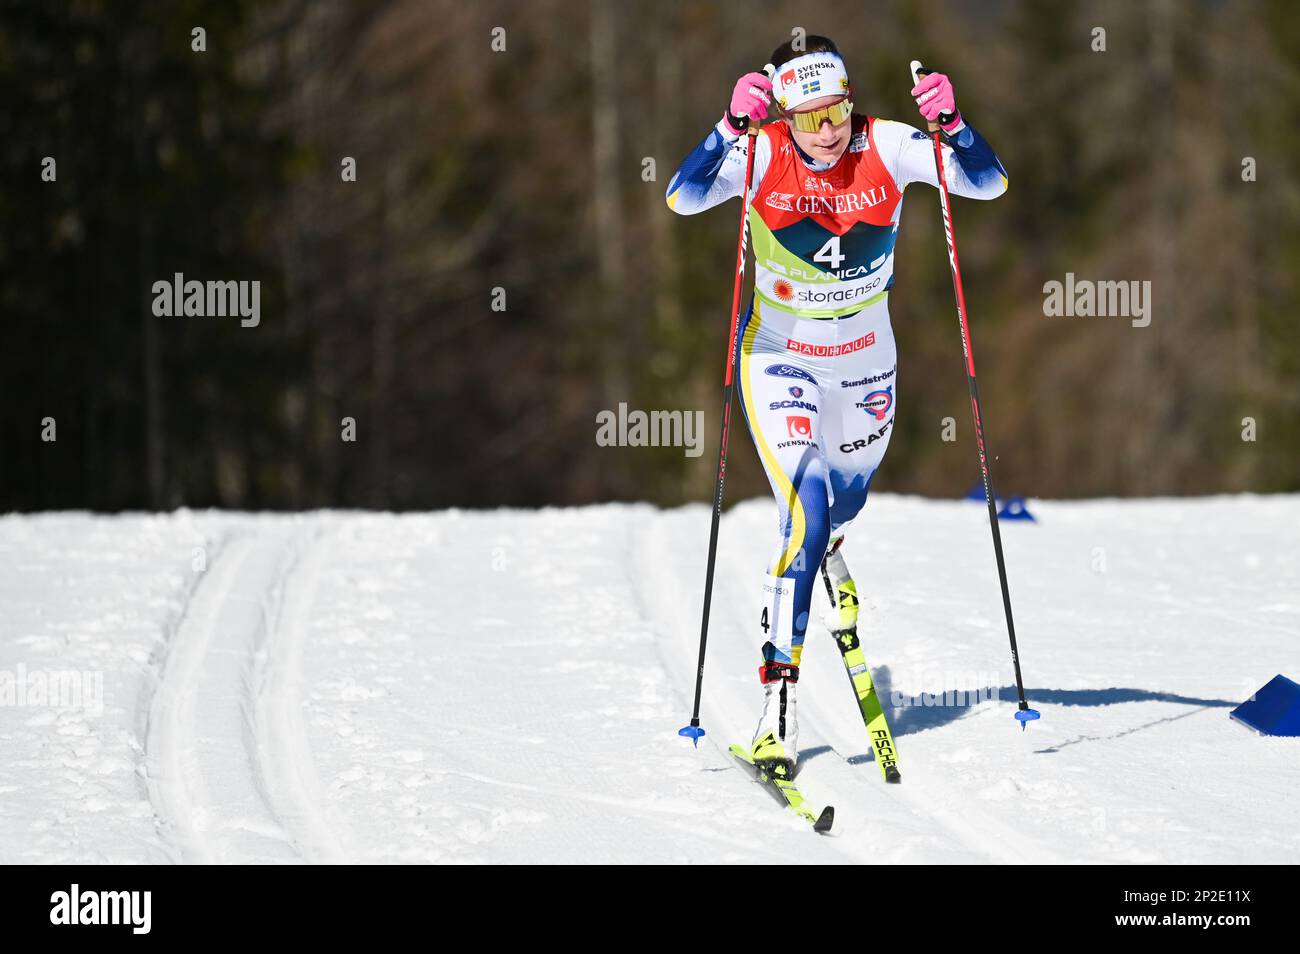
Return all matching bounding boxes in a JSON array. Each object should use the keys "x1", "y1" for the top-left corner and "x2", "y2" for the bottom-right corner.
[{"x1": 1, "y1": 497, "x2": 1296, "y2": 863}]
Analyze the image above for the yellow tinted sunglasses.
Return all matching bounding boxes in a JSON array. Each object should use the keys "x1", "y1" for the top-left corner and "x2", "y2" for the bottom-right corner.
[{"x1": 787, "y1": 98, "x2": 854, "y2": 133}]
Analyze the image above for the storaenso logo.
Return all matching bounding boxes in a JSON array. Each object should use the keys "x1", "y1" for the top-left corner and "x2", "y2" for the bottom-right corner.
[
  {"x1": 595, "y1": 403, "x2": 704, "y2": 458},
  {"x1": 50, "y1": 884, "x2": 151, "y2": 934},
  {"x1": 151, "y1": 272, "x2": 261, "y2": 328}
]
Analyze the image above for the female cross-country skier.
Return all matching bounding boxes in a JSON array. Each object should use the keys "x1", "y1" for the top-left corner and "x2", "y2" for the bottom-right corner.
[{"x1": 666, "y1": 36, "x2": 1007, "y2": 770}]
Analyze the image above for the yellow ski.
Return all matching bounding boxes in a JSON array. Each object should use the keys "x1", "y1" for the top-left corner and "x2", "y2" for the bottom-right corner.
[
  {"x1": 830, "y1": 627, "x2": 901, "y2": 783},
  {"x1": 728, "y1": 744, "x2": 834, "y2": 833},
  {"x1": 822, "y1": 553, "x2": 902, "y2": 783}
]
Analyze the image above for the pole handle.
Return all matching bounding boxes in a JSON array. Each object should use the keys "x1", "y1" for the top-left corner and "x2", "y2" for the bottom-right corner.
[
  {"x1": 748, "y1": 63, "x2": 776, "y2": 136},
  {"x1": 908, "y1": 59, "x2": 955, "y2": 132}
]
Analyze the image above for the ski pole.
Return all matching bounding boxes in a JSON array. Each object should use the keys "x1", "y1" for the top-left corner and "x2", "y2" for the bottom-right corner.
[
  {"x1": 679, "y1": 67, "x2": 772, "y2": 747},
  {"x1": 909, "y1": 60, "x2": 1040, "y2": 730}
]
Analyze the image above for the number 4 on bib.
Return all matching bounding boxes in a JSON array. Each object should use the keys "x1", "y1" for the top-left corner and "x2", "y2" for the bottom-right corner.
[{"x1": 813, "y1": 235, "x2": 845, "y2": 270}]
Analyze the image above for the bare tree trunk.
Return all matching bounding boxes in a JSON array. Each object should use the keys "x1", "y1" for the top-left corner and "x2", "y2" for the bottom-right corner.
[
  {"x1": 1142, "y1": 0, "x2": 1177, "y2": 495},
  {"x1": 649, "y1": 2, "x2": 693, "y2": 500},
  {"x1": 589, "y1": 0, "x2": 626, "y2": 410},
  {"x1": 650, "y1": 1, "x2": 684, "y2": 347},
  {"x1": 370, "y1": 161, "x2": 403, "y2": 509},
  {"x1": 1228, "y1": 4, "x2": 1260, "y2": 488},
  {"x1": 134, "y1": 107, "x2": 165, "y2": 509}
]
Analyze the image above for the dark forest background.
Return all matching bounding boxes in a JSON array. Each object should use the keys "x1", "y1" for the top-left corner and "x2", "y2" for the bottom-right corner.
[{"x1": 2, "y1": 0, "x2": 1297, "y2": 512}]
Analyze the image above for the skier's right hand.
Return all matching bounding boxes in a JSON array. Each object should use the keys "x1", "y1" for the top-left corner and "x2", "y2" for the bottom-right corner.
[{"x1": 724, "y1": 72, "x2": 773, "y2": 135}]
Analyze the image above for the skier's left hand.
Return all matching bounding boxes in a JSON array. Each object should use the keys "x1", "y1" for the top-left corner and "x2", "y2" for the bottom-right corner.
[{"x1": 910, "y1": 72, "x2": 963, "y2": 132}]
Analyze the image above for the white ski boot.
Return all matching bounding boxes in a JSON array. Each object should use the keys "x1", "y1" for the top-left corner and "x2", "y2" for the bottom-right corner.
[
  {"x1": 820, "y1": 535, "x2": 860, "y2": 633},
  {"x1": 749, "y1": 646, "x2": 798, "y2": 770}
]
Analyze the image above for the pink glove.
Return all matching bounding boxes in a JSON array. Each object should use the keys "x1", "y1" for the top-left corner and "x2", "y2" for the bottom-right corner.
[
  {"x1": 910, "y1": 72, "x2": 962, "y2": 132},
  {"x1": 725, "y1": 72, "x2": 773, "y2": 134}
]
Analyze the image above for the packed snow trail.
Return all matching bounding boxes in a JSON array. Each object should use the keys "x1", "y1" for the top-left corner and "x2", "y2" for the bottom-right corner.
[
  {"x1": 641, "y1": 494, "x2": 1300, "y2": 864},
  {"x1": 144, "y1": 522, "x2": 345, "y2": 863},
  {"x1": 300, "y1": 509, "x2": 835, "y2": 863},
  {"x1": 635, "y1": 504, "x2": 1069, "y2": 864},
  {"x1": 0, "y1": 497, "x2": 1297, "y2": 863}
]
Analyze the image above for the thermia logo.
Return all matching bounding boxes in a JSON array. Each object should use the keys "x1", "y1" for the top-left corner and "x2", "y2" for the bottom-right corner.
[{"x1": 49, "y1": 884, "x2": 151, "y2": 935}]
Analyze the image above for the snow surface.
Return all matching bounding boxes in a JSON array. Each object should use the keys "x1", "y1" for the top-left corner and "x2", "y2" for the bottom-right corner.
[{"x1": 0, "y1": 495, "x2": 1296, "y2": 864}]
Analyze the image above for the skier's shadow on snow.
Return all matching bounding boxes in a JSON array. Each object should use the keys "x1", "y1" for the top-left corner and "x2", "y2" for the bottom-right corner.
[{"x1": 813, "y1": 666, "x2": 1237, "y2": 765}]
